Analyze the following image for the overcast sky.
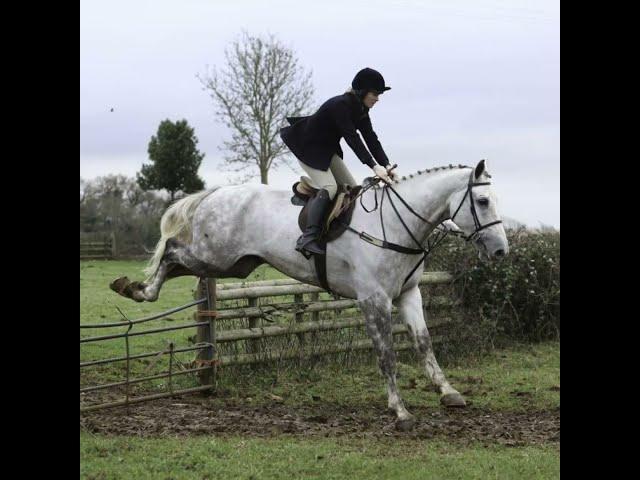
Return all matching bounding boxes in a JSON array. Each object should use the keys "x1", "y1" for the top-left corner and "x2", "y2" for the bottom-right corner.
[{"x1": 80, "y1": 0, "x2": 559, "y2": 228}]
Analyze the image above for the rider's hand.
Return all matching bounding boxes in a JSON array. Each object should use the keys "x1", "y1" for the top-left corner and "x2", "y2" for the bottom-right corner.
[
  {"x1": 373, "y1": 165, "x2": 391, "y2": 183},
  {"x1": 385, "y1": 164, "x2": 398, "y2": 181}
]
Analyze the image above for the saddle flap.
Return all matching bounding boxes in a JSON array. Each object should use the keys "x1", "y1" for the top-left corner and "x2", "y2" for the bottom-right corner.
[
  {"x1": 297, "y1": 184, "x2": 362, "y2": 242},
  {"x1": 325, "y1": 191, "x2": 347, "y2": 230}
]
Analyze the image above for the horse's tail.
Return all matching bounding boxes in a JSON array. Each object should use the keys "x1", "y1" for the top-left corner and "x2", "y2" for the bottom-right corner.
[{"x1": 144, "y1": 188, "x2": 220, "y2": 280}]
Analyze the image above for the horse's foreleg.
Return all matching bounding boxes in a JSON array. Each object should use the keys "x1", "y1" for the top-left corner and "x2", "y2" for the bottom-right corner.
[
  {"x1": 359, "y1": 292, "x2": 414, "y2": 430},
  {"x1": 394, "y1": 286, "x2": 466, "y2": 407}
]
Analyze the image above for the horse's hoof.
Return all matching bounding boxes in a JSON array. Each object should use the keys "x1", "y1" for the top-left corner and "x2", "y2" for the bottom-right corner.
[
  {"x1": 440, "y1": 393, "x2": 467, "y2": 408},
  {"x1": 109, "y1": 277, "x2": 130, "y2": 296},
  {"x1": 129, "y1": 281, "x2": 148, "y2": 291},
  {"x1": 395, "y1": 416, "x2": 416, "y2": 432},
  {"x1": 127, "y1": 281, "x2": 148, "y2": 302}
]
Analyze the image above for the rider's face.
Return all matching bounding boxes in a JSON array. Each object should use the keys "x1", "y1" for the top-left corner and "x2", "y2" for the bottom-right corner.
[{"x1": 363, "y1": 91, "x2": 380, "y2": 108}]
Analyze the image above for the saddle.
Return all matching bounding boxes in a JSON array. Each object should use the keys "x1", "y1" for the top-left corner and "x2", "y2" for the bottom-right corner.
[
  {"x1": 291, "y1": 177, "x2": 363, "y2": 294},
  {"x1": 292, "y1": 177, "x2": 362, "y2": 241}
]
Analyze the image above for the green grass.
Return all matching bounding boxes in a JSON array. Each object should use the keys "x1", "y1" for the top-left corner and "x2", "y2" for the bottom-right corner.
[
  {"x1": 205, "y1": 340, "x2": 559, "y2": 413},
  {"x1": 80, "y1": 433, "x2": 559, "y2": 480}
]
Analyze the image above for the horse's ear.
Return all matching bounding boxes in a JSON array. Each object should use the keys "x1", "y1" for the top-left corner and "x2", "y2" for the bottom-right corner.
[{"x1": 474, "y1": 159, "x2": 486, "y2": 180}]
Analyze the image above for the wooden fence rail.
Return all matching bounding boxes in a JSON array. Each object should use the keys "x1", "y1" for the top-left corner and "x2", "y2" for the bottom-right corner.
[{"x1": 80, "y1": 232, "x2": 116, "y2": 260}]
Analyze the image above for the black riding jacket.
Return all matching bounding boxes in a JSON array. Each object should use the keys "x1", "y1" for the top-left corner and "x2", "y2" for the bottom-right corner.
[{"x1": 280, "y1": 93, "x2": 390, "y2": 171}]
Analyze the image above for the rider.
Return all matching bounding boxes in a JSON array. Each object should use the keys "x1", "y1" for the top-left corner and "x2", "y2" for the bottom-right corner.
[{"x1": 280, "y1": 67, "x2": 398, "y2": 257}]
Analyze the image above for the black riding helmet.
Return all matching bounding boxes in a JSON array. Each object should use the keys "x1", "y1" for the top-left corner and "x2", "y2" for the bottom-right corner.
[{"x1": 351, "y1": 68, "x2": 391, "y2": 98}]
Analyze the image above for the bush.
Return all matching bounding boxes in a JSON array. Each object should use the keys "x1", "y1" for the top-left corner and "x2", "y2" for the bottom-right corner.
[{"x1": 429, "y1": 228, "x2": 559, "y2": 346}]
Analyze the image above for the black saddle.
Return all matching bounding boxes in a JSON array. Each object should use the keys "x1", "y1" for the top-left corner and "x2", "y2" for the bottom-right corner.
[
  {"x1": 292, "y1": 182, "x2": 362, "y2": 242},
  {"x1": 290, "y1": 178, "x2": 368, "y2": 294}
]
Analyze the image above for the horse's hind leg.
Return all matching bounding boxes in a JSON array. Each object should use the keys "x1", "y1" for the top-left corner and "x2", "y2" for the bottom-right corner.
[
  {"x1": 394, "y1": 285, "x2": 466, "y2": 408},
  {"x1": 138, "y1": 259, "x2": 173, "y2": 302},
  {"x1": 111, "y1": 238, "x2": 209, "y2": 302},
  {"x1": 141, "y1": 238, "x2": 213, "y2": 301}
]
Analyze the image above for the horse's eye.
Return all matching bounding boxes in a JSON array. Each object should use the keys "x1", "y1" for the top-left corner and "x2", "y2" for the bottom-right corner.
[{"x1": 478, "y1": 198, "x2": 489, "y2": 207}]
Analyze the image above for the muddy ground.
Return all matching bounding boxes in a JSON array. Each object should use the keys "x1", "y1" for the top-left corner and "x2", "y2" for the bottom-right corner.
[{"x1": 81, "y1": 395, "x2": 559, "y2": 447}]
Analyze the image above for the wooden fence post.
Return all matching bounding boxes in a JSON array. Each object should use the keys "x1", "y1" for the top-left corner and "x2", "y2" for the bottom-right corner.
[
  {"x1": 309, "y1": 292, "x2": 320, "y2": 347},
  {"x1": 195, "y1": 278, "x2": 217, "y2": 388},
  {"x1": 294, "y1": 293, "x2": 305, "y2": 348},
  {"x1": 247, "y1": 297, "x2": 259, "y2": 354},
  {"x1": 110, "y1": 232, "x2": 117, "y2": 259},
  {"x1": 310, "y1": 292, "x2": 320, "y2": 322}
]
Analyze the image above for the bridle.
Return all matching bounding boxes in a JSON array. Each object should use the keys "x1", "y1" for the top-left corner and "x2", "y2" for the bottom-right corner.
[
  {"x1": 338, "y1": 166, "x2": 503, "y2": 285},
  {"x1": 450, "y1": 173, "x2": 503, "y2": 242}
]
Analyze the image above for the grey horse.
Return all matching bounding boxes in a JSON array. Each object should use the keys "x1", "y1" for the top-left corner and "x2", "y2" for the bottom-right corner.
[{"x1": 111, "y1": 159, "x2": 508, "y2": 429}]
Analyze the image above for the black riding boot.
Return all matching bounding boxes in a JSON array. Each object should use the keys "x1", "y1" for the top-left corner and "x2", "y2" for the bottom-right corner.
[{"x1": 295, "y1": 189, "x2": 331, "y2": 256}]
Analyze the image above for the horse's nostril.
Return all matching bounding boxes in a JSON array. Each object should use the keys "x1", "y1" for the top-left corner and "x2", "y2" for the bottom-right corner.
[{"x1": 495, "y1": 249, "x2": 505, "y2": 257}]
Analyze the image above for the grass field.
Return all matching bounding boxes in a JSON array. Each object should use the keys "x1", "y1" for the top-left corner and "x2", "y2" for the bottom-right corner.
[
  {"x1": 80, "y1": 260, "x2": 560, "y2": 480},
  {"x1": 80, "y1": 434, "x2": 559, "y2": 480}
]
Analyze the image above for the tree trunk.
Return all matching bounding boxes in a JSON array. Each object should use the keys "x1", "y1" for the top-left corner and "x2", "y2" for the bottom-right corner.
[{"x1": 260, "y1": 167, "x2": 268, "y2": 185}]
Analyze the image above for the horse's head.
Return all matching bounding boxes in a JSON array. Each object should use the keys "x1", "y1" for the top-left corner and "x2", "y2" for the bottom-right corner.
[{"x1": 447, "y1": 160, "x2": 509, "y2": 261}]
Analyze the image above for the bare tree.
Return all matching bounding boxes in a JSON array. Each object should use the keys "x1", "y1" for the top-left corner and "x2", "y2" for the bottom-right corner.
[{"x1": 198, "y1": 32, "x2": 314, "y2": 184}]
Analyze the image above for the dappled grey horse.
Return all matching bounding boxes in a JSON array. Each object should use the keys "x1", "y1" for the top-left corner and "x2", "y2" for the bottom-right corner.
[{"x1": 111, "y1": 159, "x2": 508, "y2": 429}]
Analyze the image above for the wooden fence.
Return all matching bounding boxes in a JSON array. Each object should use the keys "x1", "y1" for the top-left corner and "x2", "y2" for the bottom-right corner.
[
  {"x1": 80, "y1": 232, "x2": 116, "y2": 260},
  {"x1": 80, "y1": 271, "x2": 455, "y2": 412}
]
